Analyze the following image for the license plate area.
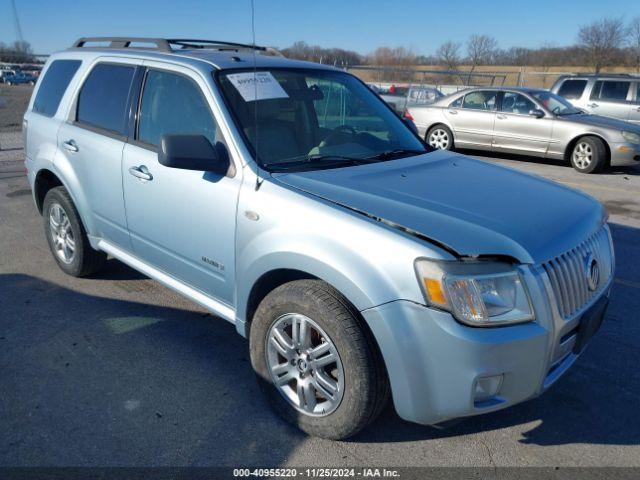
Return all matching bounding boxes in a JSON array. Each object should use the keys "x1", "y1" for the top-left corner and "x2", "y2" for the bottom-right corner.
[{"x1": 572, "y1": 295, "x2": 609, "y2": 354}]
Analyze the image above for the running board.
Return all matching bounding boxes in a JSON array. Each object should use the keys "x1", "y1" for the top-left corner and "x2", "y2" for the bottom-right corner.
[{"x1": 97, "y1": 239, "x2": 236, "y2": 323}]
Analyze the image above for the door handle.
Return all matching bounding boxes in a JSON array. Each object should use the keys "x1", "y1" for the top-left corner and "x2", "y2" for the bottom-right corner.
[
  {"x1": 448, "y1": 110, "x2": 458, "y2": 114},
  {"x1": 496, "y1": 114, "x2": 507, "y2": 120},
  {"x1": 128, "y1": 165, "x2": 153, "y2": 181},
  {"x1": 587, "y1": 103, "x2": 599, "y2": 108},
  {"x1": 62, "y1": 140, "x2": 78, "y2": 152}
]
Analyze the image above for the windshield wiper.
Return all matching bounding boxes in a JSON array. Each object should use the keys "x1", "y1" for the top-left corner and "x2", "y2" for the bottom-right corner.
[
  {"x1": 364, "y1": 149, "x2": 427, "y2": 161},
  {"x1": 267, "y1": 155, "x2": 371, "y2": 172}
]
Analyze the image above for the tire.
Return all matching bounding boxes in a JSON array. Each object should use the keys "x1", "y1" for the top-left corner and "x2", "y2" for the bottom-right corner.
[
  {"x1": 250, "y1": 279, "x2": 389, "y2": 440},
  {"x1": 426, "y1": 124, "x2": 454, "y2": 150},
  {"x1": 43, "y1": 186, "x2": 106, "y2": 277},
  {"x1": 569, "y1": 136, "x2": 607, "y2": 173}
]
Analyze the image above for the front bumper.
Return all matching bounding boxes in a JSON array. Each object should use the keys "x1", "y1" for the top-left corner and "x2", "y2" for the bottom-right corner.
[
  {"x1": 609, "y1": 142, "x2": 640, "y2": 167},
  {"x1": 362, "y1": 273, "x2": 611, "y2": 426}
]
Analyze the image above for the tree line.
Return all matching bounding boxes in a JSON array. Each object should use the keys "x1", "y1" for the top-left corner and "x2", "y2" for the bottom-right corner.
[{"x1": 281, "y1": 16, "x2": 640, "y2": 73}]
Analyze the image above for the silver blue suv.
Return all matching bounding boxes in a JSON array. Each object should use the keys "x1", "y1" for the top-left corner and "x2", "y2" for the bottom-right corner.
[{"x1": 24, "y1": 37, "x2": 614, "y2": 439}]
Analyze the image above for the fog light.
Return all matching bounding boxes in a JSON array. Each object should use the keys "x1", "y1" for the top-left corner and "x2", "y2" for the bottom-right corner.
[{"x1": 474, "y1": 375, "x2": 503, "y2": 402}]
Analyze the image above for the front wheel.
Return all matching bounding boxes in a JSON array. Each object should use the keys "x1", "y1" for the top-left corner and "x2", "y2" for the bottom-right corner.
[
  {"x1": 427, "y1": 124, "x2": 454, "y2": 150},
  {"x1": 250, "y1": 280, "x2": 389, "y2": 440},
  {"x1": 570, "y1": 136, "x2": 607, "y2": 173}
]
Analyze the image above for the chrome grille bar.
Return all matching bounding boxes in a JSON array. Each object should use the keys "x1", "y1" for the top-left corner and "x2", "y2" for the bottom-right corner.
[{"x1": 542, "y1": 225, "x2": 613, "y2": 319}]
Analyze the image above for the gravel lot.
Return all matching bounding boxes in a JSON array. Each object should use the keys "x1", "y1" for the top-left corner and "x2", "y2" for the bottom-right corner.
[{"x1": 1, "y1": 88, "x2": 639, "y2": 470}]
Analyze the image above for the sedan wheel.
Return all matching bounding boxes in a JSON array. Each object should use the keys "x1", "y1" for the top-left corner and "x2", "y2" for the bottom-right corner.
[
  {"x1": 266, "y1": 313, "x2": 345, "y2": 417},
  {"x1": 427, "y1": 125, "x2": 453, "y2": 150},
  {"x1": 569, "y1": 136, "x2": 606, "y2": 173}
]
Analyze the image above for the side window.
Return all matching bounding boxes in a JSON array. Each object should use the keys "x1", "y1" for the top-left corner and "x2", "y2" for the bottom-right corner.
[
  {"x1": 462, "y1": 91, "x2": 497, "y2": 111},
  {"x1": 138, "y1": 70, "x2": 219, "y2": 147},
  {"x1": 501, "y1": 92, "x2": 536, "y2": 115},
  {"x1": 591, "y1": 80, "x2": 630, "y2": 102},
  {"x1": 33, "y1": 60, "x2": 81, "y2": 117},
  {"x1": 77, "y1": 63, "x2": 135, "y2": 135},
  {"x1": 449, "y1": 96, "x2": 463, "y2": 108},
  {"x1": 557, "y1": 79, "x2": 587, "y2": 100}
]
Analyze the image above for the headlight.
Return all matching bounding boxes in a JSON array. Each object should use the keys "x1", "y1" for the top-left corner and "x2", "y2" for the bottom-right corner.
[
  {"x1": 622, "y1": 131, "x2": 640, "y2": 144},
  {"x1": 415, "y1": 259, "x2": 534, "y2": 327}
]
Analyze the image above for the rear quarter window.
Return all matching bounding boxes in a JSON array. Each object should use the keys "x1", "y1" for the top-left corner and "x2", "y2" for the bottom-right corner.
[
  {"x1": 76, "y1": 63, "x2": 135, "y2": 135},
  {"x1": 557, "y1": 79, "x2": 587, "y2": 100},
  {"x1": 32, "y1": 60, "x2": 82, "y2": 117}
]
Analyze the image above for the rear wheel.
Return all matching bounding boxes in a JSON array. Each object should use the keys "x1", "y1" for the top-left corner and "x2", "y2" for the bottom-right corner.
[
  {"x1": 570, "y1": 136, "x2": 607, "y2": 173},
  {"x1": 250, "y1": 280, "x2": 389, "y2": 440},
  {"x1": 43, "y1": 186, "x2": 106, "y2": 277},
  {"x1": 427, "y1": 124, "x2": 454, "y2": 150}
]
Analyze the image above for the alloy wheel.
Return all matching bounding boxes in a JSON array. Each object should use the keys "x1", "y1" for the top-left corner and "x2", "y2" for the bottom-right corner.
[
  {"x1": 573, "y1": 142, "x2": 593, "y2": 170},
  {"x1": 49, "y1": 203, "x2": 76, "y2": 264},
  {"x1": 266, "y1": 313, "x2": 345, "y2": 417},
  {"x1": 428, "y1": 128, "x2": 450, "y2": 150}
]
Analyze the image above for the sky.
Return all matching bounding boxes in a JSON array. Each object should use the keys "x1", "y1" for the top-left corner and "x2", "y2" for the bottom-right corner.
[{"x1": 0, "y1": 0, "x2": 638, "y2": 56}]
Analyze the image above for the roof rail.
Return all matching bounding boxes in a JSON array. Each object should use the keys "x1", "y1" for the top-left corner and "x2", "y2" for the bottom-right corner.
[
  {"x1": 72, "y1": 37, "x2": 172, "y2": 52},
  {"x1": 566, "y1": 72, "x2": 640, "y2": 77},
  {"x1": 70, "y1": 37, "x2": 278, "y2": 55}
]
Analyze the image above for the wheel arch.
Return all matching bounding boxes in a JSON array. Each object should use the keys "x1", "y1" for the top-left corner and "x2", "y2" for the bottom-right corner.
[{"x1": 33, "y1": 166, "x2": 96, "y2": 236}]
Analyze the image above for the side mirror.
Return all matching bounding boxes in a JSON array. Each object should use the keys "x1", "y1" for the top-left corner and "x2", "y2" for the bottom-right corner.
[
  {"x1": 158, "y1": 134, "x2": 231, "y2": 176},
  {"x1": 529, "y1": 108, "x2": 545, "y2": 119}
]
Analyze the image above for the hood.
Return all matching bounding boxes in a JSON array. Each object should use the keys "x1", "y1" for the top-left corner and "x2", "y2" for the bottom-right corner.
[
  {"x1": 273, "y1": 151, "x2": 605, "y2": 264},
  {"x1": 568, "y1": 113, "x2": 640, "y2": 132}
]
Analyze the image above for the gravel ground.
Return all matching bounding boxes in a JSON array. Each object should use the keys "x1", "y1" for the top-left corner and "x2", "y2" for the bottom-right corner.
[{"x1": 1, "y1": 127, "x2": 639, "y2": 471}]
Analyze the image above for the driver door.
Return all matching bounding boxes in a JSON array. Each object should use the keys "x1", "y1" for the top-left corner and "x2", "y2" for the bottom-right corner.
[
  {"x1": 492, "y1": 91, "x2": 553, "y2": 154},
  {"x1": 122, "y1": 63, "x2": 241, "y2": 305}
]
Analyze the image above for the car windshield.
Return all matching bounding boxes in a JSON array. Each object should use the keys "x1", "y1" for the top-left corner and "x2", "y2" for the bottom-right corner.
[
  {"x1": 218, "y1": 68, "x2": 427, "y2": 171},
  {"x1": 531, "y1": 91, "x2": 582, "y2": 115}
]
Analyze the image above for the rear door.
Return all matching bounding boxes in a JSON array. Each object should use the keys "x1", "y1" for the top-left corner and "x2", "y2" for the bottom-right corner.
[
  {"x1": 56, "y1": 59, "x2": 139, "y2": 248},
  {"x1": 446, "y1": 90, "x2": 498, "y2": 147},
  {"x1": 585, "y1": 80, "x2": 633, "y2": 121},
  {"x1": 492, "y1": 91, "x2": 552, "y2": 154}
]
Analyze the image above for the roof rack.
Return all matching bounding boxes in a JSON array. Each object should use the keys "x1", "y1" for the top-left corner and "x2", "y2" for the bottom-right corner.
[{"x1": 71, "y1": 37, "x2": 274, "y2": 54}]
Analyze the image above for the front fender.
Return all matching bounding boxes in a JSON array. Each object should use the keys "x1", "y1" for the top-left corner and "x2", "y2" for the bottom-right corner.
[{"x1": 234, "y1": 177, "x2": 456, "y2": 337}]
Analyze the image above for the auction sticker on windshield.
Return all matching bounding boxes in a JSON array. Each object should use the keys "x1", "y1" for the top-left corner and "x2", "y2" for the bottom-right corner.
[{"x1": 227, "y1": 71, "x2": 289, "y2": 102}]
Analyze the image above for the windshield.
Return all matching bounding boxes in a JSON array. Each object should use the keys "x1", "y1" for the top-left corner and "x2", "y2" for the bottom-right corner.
[
  {"x1": 218, "y1": 69, "x2": 427, "y2": 171},
  {"x1": 531, "y1": 91, "x2": 582, "y2": 115}
]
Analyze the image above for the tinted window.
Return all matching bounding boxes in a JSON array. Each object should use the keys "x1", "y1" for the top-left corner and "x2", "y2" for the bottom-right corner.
[
  {"x1": 77, "y1": 64, "x2": 135, "y2": 135},
  {"x1": 557, "y1": 79, "x2": 586, "y2": 100},
  {"x1": 33, "y1": 60, "x2": 81, "y2": 117},
  {"x1": 591, "y1": 80, "x2": 630, "y2": 102},
  {"x1": 462, "y1": 91, "x2": 497, "y2": 111},
  {"x1": 501, "y1": 92, "x2": 536, "y2": 114},
  {"x1": 138, "y1": 70, "x2": 218, "y2": 147}
]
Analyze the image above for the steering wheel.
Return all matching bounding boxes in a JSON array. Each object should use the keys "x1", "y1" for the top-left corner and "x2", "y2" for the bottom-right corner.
[{"x1": 320, "y1": 125, "x2": 358, "y2": 147}]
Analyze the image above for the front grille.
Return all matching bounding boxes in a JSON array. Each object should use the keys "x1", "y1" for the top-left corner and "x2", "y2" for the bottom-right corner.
[{"x1": 542, "y1": 225, "x2": 613, "y2": 319}]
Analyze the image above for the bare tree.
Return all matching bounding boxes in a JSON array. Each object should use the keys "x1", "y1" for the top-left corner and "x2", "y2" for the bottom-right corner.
[
  {"x1": 0, "y1": 40, "x2": 34, "y2": 63},
  {"x1": 628, "y1": 17, "x2": 640, "y2": 73},
  {"x1": 578, "y1": 17, "x2": 625, "y2": 73},
  {"x1": 466, "y1": 34, "x2": 497, "y2": 84},
  {"x1": 436, "y1": 41, "x2": 461, "y2": 70}
]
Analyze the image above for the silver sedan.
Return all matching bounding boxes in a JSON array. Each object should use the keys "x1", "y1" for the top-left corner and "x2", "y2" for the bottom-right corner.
[{"x1": 407, "y1": 87, "x2": 640, "y2": 173}]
